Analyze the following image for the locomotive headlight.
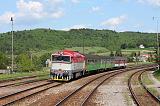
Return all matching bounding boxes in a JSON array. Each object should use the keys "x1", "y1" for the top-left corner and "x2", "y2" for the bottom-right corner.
[
  {"x1": 50, "y1": 69, "x2": 55, "y2": 73},
  {"x1": 65, "y1": 70, "x2": 68, "y2": 73},
  {"x1": 50, "y1": 69, "x2": 53, "y2": 72}
]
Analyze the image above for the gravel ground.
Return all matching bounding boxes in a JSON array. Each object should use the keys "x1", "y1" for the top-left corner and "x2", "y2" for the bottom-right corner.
[
  {"x1": 85, "y1": 70, "x2": 136, "y2": 106},
  {"x1": 10, "y1": 69, "x2": 148, "y2": 106},
  {"x1": 0, "y1": 80, "x2": 49, "y2": 97},
  {"x1": 12, "y1": 70, "x2": 119, "y2": 106},
  {"x1": 61, "y1": 73, "x2": 116, "y2": 106},
  {"x1": 0, "y1": 77, "x2": 40, "y2": 87}
]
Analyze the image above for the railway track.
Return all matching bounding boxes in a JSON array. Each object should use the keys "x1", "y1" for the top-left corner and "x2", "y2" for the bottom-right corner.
[
  {"x1": 128, "y1": 69, "x2": 160, "y2": 106},
  {"x1": 139, "y1": 71, "x2": 160, "y2": 103},
  {"x1": 0, "y1": 81, "x2": 63, "y2": 106},
  {"x1": 0, "y1": 77, "x2": 48, "y2": 88},
  {"x1": 55, "y1": 70, "x2": 124, "y2": 106},
  {"x1": 0, "y1": 64, "x2": 157, "y2": 106},
  {"x1": 54, "y1": 65, "x2": 156, "y2": 106},
  {"x1": 0, "y1": 74, "x2": 47, "y2": 83}
]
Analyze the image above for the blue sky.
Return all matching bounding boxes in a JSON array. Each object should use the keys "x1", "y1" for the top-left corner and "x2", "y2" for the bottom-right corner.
[{"x1": 0, "y1": 0, "x2": 160, "y2": 33}]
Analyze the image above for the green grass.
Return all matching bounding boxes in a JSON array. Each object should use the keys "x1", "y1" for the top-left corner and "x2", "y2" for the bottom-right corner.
[
  {"x1": 148, "y1": 87, "x2": 159, "y2": 97},
  {"x1": 32, "y1": 49, "x2": 57, "y2": 57},
  {"x1": 142, "y1": 72, "x2": 153, "y2": 85},
  {"x1": 127, "y1": 62, "x2": 153, "y2": 67},
  {"x1": 66, "y1": 47, "x2": 109, "y2": 54},
  {"x1": 0, "y1": 70, "x2": 49, "y2": 81},
  {"x1": 30, "y1": 46, "x2": 154, "y2": 57},
  {"x1": 66, "y1": 47, "x2": 154, "y2": 56},
  {"x1": 154, "y1": 70, "x2": 160, "y2": 81}
]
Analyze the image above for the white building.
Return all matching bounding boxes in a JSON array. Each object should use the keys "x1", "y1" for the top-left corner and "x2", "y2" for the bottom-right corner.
[{"x1": 139, "y1": 44, "x2": 145, "y2": 49}]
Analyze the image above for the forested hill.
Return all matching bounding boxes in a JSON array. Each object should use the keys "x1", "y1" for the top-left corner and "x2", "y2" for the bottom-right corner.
[{"x1": 0, "y1": 28, "x2": 156, "y2": 54}]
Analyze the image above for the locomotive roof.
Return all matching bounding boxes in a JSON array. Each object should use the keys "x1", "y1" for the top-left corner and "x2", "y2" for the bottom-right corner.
[{"x1": 52, "y1": 50, "x2": 85, "y2": 58}]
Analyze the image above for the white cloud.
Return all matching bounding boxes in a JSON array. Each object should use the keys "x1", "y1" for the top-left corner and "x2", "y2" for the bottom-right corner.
[
  {"x1": 133, "y1": 23, "x2": 144, "y2": 29},
  {"x1": 51, "y1": 10, "x2": 64, "y2": 18},
  {"x1": 148, "y1": 0, "x2": 160, "y2": 6},
  {"x1": 17, "y1": 0, "x2": 43, "y2": 13},
  {"x1": 47, "y1": 0, "x2": 64, "y2": 5},
  {"x1": 120, "y1": 0, "x2": 130, "y2": 2},
  {"x1": 137, "y1": 0, "x2": 145, "y2": 3},
  {"x1": 48, "y1": 0, "x2": 64, "y2": 3},
  {"x1": 62, "y1": 24, "x2": 87, "y2": 31},
  {"x1": 15, "y1": 0, "x2": 46, "y2": 23},
  {"x1": 137, "y1": 0, "x2": 160, "y2": 7},
  {"x1": 0, "y1": 12, "x2": 15, "y2": 24},
  {"x1": 91, "y1": 6, "x2": 100, "y2": 12},
  {"x1": 101, "y1": 15, "x2": 127, "y2": 27},
  {"x1": 0, "y1": 0, "x2": 65, "y2": 25},
  {"x1": 71, "y1": 0, "x2": 80, "y2": 3}
]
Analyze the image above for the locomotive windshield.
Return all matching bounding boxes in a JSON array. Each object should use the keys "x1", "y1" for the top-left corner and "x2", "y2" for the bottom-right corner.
[{"x1": 52, "y1": 55, "x2": 70, "y2": 62}]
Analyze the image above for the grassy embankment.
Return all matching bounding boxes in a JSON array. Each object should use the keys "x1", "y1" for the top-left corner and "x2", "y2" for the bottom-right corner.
[
  {"x1": 0, "y1": 68, "x2": 50, "y2": 81},
  {"x1": 33, "y1": 47, "x2": 154, "y2": 57},
  {"x1": 65, "y1": 47, "x2": 154, "y2": 56},
  {"x1": 154, "y1": 69, "x2": 160, "y2": 81},
  {"x1": 142, "y1": 72, "x2": 153, "y2": 85}
]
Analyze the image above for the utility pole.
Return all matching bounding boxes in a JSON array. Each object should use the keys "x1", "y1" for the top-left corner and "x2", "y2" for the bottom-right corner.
[
  {"x1": 83, "y1": 34, "x2": 84, "y2": 54},
  {"x1": 153, "y1": 17, "x2": 160, "y2": 70},
  {"x1": 11, "y1": 17, "x2": 14, "y2": 73}
]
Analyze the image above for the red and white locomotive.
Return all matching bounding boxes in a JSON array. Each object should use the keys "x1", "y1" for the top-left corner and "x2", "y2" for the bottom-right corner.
[{"x1": 50, "y1": 50, "x2": 86, "y2": 81}]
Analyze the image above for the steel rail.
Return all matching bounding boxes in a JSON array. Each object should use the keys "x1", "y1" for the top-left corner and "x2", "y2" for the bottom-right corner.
[
  {"x1": 55, "y1": 69, "x2": 126, "y2": 106},
  {"x1": 81, "y1": 66, "x2": 156, "y2": 105},
  {"x1": 0, "y1": 81, "x2": 63, "y2": 106},
  {"x1": 0, "y1": 74, "x2": 47, "y2": 83},
  {"x1": 55, "y1": 66, "x2": 149, "y2": 106},
  {"x1": 55, "y1": 65, "x2": 156, "y2": 106},
  {"x1": 128, "y1": 66, "x2": 159, "y2": 106},
  {"x1": 0, "y1": 81, "x2": 52, "y2": 99},
  {"x1": 128, "y1": 70, "x2": 143, "y2": 106},
  {"x1": 1, "y1": 83, "x2": 62, "y2": 106},
  {"x1": 80, "y1": 69, "x2": 125, "y2": 106},
  {"x1": 0, "y1": 78, "x2": 48, "y2": 88},
  {"x1": 139, "y1": 71, "x2": 160, "y2": 104}
]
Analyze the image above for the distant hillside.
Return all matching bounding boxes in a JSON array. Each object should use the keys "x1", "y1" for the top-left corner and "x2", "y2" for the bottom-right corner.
[{"x1": 0, "y1": 28, "x2": 156, "y2": 54}]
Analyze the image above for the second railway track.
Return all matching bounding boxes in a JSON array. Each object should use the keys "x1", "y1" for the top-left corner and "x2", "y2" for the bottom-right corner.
[
  {"x1": 0, "y1": 81, "x2": 63, "y2": 106},
  {"x1": 128, "y1": 68, "x2": 160, "y2": 106},
  {"x1": 55, "y1": 65, "x2": 156, "y2": 106}
]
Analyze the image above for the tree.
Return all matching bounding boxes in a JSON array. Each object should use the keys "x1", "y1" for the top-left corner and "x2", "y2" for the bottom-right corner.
[
  {"x1": 39, "y1": 53, "x2": 51, "y2": 67},
  {"x1": 115, "y1": 50, "x2": 122, "y2": 56},
  {"x1": 121, "y1": 43, "x2": 127, "y2": 49},
  {"x1": 17, "y1": 53, "x2": 35, "y2": 72},
  {"x1": 0, "y1": 28, "x2": 157, "y2": 55},
  {"x1": 0, "y1": 52, "x2": 9, "y2": 69},
  {"x1": 110, "y1": 51, "x2": 114, "y2": 57}
]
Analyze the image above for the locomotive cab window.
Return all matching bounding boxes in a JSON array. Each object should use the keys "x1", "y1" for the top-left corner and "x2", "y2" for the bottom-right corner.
[{"x1": 52, "y1": 55, "x2": 70, "y2": 62}]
